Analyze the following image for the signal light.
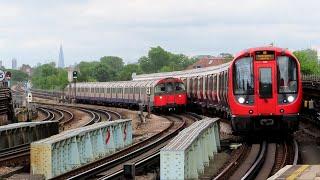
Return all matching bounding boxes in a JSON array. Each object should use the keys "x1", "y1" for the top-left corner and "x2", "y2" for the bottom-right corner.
[{"x1": 73, "y1": 71, "x2": 78, "y2": 79}]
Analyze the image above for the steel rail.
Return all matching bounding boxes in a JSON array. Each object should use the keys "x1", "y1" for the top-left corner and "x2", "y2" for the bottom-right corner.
[{"x1": 241, "y1": 141, "x2": 267, "y2": 180}]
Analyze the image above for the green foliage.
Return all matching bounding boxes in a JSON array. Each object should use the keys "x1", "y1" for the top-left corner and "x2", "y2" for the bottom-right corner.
[
  {"x1": 30, "y1": 46, "x2": 204, "y2": 87},
  {"x1": 77, "y1": 61, "x2": 99, "y2": 82},
  {"x1": 92, "y1": 63, "x2": 112, "y2": 82},
  {"x1": 293, "y1": 49, "x2": 320, "y2": 75},
  {"x1": 118, "y1": 63, "x2": 142, "y2": 81},
  {"x1": 138, "y1": 46, "x2": 196, "y2": 73},
  {"x1": 31, "y1": 63, "x2": 68, "y2": 90}
]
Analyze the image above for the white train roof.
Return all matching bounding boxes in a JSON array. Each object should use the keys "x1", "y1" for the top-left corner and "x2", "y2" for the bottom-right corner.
[
  {"x1": 132, "y1": 62, "x2": 231, "y2": 81},
  {"x1": 70, "y1": 77, "x2": 180, "y2": 88}
]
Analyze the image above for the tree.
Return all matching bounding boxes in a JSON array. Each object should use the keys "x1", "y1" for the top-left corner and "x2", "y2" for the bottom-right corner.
[
  {"x1": 138, "y1": 46, "x2": 196, "y2": 73},
  {"x1": 118, "y1": 64, "x2": 142, "y2": 80},
  {"x1": 293, "y1": 49, "x2": 320, "y2": 75},
  {"x1": 100, "y1": 56, "x2": 124, "y2": 72},
  {"x1": 76, "y1": 61, "x2": 99, "y2": 82},
  {"x1": 92, "y1": 63, "x2": 112, "y2": 82},
  {"x1": 31, "y1": 63, "x2": 68, "y2": 90}
]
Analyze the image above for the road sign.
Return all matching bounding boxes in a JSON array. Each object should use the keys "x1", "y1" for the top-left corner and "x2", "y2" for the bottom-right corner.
[
  {"x1": 0, "y1": 70, "x2": 4, "y2": 81},
  {"x1": 27, "y1": 93, "x2": 33, "y2": 103}
]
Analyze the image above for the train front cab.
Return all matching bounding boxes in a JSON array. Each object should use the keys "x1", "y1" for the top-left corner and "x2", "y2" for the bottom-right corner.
[
  {"x1": 153, "y1": 78, "x2": 187, "y2": 111},
  {"x1": 229, "y1": 48, "x2": 302, "y2": 134}
]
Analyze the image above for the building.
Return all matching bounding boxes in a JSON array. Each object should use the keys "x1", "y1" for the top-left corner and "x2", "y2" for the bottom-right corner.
[
  {"x1": 12, "y1": 58, "x2": 17, "y2": 70},
  {"x1": 311, "y1": 46, "x2": 320, "y2": 64},
  {"x1": 186, "y1": 56, "x2": 231, "y2": 70},
  {"x1": 58, "y1": 45, "x2": 65, "y2": 68},
  {"x1": 0, "y1": 60, "x2": 3, "y2": 69},
  {"x1": 20, "y1": 64, "x2": 32, "y2": 76}
]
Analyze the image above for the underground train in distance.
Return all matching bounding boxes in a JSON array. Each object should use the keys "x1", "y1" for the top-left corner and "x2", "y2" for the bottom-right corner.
[
  {"x1": 66, "y1": 77, "x2": 187, "y2": 111},
  {"x1": 132, "y1": 46, "x2": 303, "y2": 134}
]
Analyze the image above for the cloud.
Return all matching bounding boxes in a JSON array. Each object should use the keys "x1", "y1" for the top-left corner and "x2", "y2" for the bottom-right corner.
[{"x1": 0, "y1": 0, "x2": 319, "y2": 67}]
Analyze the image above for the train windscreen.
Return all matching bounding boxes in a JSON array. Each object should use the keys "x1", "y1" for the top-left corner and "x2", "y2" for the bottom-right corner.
[
  {"x1": 233, "y1": 57, "x2": 254, "y2": 95},
  {"x1": 155, "y1": 83, "x2": 165, "y2": 94},
  {"x1": 277, "y1": 56, "x2": 298, "y2": 93},
  {"x1": 175, "y1": 82, "x2": 185, "y2": 92},
  {"x1": 166, "y1": 82, "x2": 174, "y2": 93}
]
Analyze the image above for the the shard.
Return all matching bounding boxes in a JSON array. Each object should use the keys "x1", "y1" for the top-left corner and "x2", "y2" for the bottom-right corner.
[{"x1": 58, "y1": 45, "x2": 65, "y2": 68}]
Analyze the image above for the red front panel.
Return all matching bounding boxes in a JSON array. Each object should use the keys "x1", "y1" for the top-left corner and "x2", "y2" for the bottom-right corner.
[
  {"x1": 154, "y1": 95, "x2": 167, "y2": 107},
  {"x1": 228, "y1": 47, "x2": 303, "y2": 117},
  {"x1": 175, "y1": 93, "x2": 187, "y2": 105},
  {"x1": 166, "y1": 94, "x2": 175, "y2": 104},
  {"x1": 255, "y1": 61, "x2": 277, "y2": 115}
]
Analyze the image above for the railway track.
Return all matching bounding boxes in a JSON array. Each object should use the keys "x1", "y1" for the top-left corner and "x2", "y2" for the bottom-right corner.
[
  {"x1": 52, "y1": 114, "x2": 199, "y2": 179},
  {"x1": 214, "y1": 139, "x2": 299, "y2": 180}
]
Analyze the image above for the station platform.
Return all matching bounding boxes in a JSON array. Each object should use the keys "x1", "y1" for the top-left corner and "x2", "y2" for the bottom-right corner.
[{"x1": 268, "y1": 165, "x2": 320, "y2": 180}]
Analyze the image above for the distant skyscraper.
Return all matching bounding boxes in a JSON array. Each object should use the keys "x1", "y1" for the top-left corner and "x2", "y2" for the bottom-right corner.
[
  {"x1": 0, "y1": 60, "x2": 3, "y2": 68},
  {"x1": 58, "y1": 45, "x2": 65, "y2": 68},
  {"x1": 12, "y1": 58, "x2": 17, "y2": 69}
]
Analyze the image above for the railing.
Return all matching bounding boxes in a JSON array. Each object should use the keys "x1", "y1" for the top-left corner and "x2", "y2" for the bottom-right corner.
[
  {"x1": 160, "y1": 117, "x2": 220, "y2": 180},
  {"x1": 30, "y1": 119, "x2": 132, "y2": 179},
  {"x1": 302, "y1": 74, "x2": 320, "y2": 82}
]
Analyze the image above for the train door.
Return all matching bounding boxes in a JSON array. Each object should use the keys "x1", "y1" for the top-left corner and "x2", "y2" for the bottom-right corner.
[
  {"x1": 165, "y1": 80, "x2": 175, "y2": 105},
  {"x1": 255, "y1": 63, "x2": 277, "y2": 114}
]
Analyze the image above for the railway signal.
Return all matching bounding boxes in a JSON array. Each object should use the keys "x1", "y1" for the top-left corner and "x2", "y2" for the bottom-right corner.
[{"x1": 73, "y1": 71, "x2": 78, "y2": 79}]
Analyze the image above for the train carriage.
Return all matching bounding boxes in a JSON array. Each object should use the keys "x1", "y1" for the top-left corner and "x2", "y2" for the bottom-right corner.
[{"x1": 68, "y1": 77, "x2": 187, "y2": 111}]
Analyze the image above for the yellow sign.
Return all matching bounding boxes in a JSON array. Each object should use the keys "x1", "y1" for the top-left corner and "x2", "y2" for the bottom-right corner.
[{"x1": 255, "y1": 51, "x2": 275, "y2": 61}]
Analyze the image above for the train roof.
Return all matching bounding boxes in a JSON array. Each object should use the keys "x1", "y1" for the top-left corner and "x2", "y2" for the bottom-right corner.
[
  {"x1": 132, "y1": 62, "x2": 230, "y2": 81},
  {"x1": 70, "y1": 77, "x2": 182, "y2": 88},
  {"x1": 234, "y1": 46, "x2": 295, "y2": 58}
]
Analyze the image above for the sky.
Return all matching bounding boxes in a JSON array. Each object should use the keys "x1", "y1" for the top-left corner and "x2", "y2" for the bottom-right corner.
[{"x1": 0, "y1": 0, "x2": 320, "y2": 68}]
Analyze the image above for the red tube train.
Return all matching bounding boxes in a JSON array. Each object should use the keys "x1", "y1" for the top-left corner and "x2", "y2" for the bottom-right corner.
[
  {"x1": 133, "y1": 47, "x2": 302, "y2": 134},
  {"x1": 66, "y1": 77, "x2": 187, "y2": 111}
]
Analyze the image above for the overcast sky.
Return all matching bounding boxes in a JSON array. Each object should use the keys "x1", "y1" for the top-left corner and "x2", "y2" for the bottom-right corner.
[{"x1": 0, "y1": 0, "x2": 319, "y2": 68}]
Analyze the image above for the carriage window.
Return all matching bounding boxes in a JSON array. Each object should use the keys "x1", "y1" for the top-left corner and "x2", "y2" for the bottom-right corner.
[
  {"x1": 166, "y1": 82, "x2": 174, "y2": 93},
  {"x1": 213, "y1": 75, "x2": 217, "y2": 91},
  {"x1": 209, "y1": 76, "x2": 213, "y2": 91},
  {"x1": 277, "y1": 56, "x2": 298, "y2": 93},
  {"x1": 155, "y1": 83, "x2": 165, "y2": 94},
  {"x1": 175, "y1": 83, "x2": 186, "y2": 92},
  {"x1": 233, "y1": 57, "x2": 254, "y2": 95}
]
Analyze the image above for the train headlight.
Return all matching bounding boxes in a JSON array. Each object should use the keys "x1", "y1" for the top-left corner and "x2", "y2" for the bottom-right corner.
[
  {"x1": 287, "y1": 96, "x2": 294, "y2": 103},
  {"x1": 238, "y1": 97, "x2": 245, "y2": 104},
  {"x1": 159, "y1": 96, "x2": 163, "y2": 99}
]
